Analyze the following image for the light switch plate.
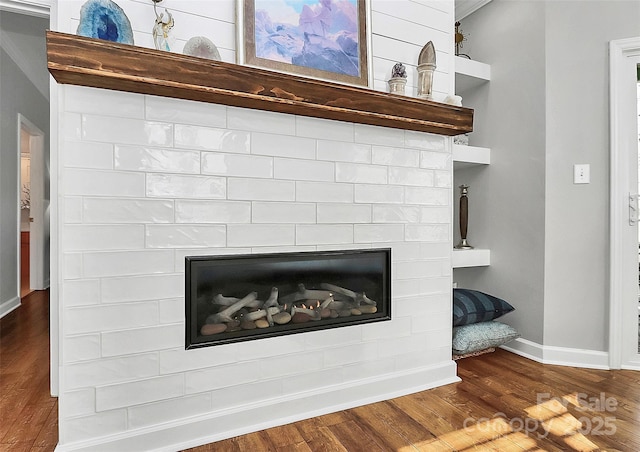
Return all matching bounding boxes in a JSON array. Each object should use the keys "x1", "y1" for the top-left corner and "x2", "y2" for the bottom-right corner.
[{"x1": 574, "y1": 164, "x2": 590, "y2": 184}]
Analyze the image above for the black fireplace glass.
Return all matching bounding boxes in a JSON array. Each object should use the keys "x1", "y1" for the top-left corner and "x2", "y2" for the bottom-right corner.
[{"x1": 185, "y1": 248, "x2": 391, "y2": 348}]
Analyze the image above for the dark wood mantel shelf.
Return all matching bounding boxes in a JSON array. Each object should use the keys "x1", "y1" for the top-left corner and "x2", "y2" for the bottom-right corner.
[{"x1": 46, "y1": 31, "x2": 473, "y2": 136}]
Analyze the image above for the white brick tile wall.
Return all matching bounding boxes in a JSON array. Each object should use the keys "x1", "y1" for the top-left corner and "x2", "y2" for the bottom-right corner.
[
  {"x1": 227, "y1": 224, "x2": 296, "y2": 247},
  {"x1": 145, "y1": 95, "x2": 227, "y2": 127},
  {"x1": 83, "y1": 198, "x2": 174, "y2": 223},
  {"x1": 354, "y1": 124, "x2": 404, "y2": 147},
  {"x1": 354, "y1": 224, "x2": 405, "y2": 243},
  {"x1": 66, "y1": 86, "x2": 144, "y2": 119},
  {"x1": 373, "y1": 205, "x2": 421, "y2": 223},
  {"x1": 354, "y1": 184, "x2": 404, "y2": 204},
  {"x1": 274, "y1": 157, "x2": 334, "y2": 181},
  {"x1": 65, "y1": 169, "x2": 145, "y2": 197},
  {"x1": 101, "y1": 274, "x2": 184, "y2": 303},
  {"x1": 60, "y1": 388, "x2": 96, "y2": 419},
  {"x1": 82, "y1": 116, "x2": 173, "y2": 146},
  {"x1": 175, "y1": 200, "x2": 250, "y2": 224},
  {"x1": 405, "y1": 187, "x2": 450, "y2": 205},
  {"x1": 185, "y1": 361, "x2": 259, "y2": 394},
  {"x1": 63, "y1": 141, "x2": 113, "y2": 169},
  {"x1": 64, "y1": 279, "x2": 100, "y2": 307},
  {"x1": 83, "y1": 250, "x2": 174, "y2": 277},
  {"x1": 64, "y1": 253, "x2": 83, "y2": 279},
  {"x1": 146, "y1": 174, "x2": 226, "y2": 199},
  {"x1": 96, "y1": 374, "x2": 184, "y2": 411},
  {"x1": 372, "y1": 146, "x2": 420, "y2": 167},
  {"x1": 64, "y1": 353, "x2": 159, "y2": 390},
  {"x1": 201, "y1": 152, "x2": 273, "y2": 178},
  {"x1": 159, "y1": 298, "x2": 185, "y2": 324},
  {"x1": 174, "y1": 125, "x2": 250, "y2": 153},
  {"x1": 62, "y1": 112, "x2": 81, "y2": 141},
  {"x1": 128, "y1": 393, "x2": 213, "y2": 429},
  {"x1": 420, "y1": 150, "x2": 451, "y2": 169},
  {"x1": 146, "y1": 225, "x2": 227, "y2": 248},
  {"x1": 228, "y1": 107, "x2": 296, "y2": 135},
  {"x1": 228, "y1": 178, "x2": 295, "y2": 201},
  {"x1": 62, "y1": 410, "x2": 128, "y2": 444},
  {"x1": 65, "y1": 302, "x2": 159, "y2": 335},
  {"x1": 296, "y1": 224, "x2": 354, "y2": 245},
  {"x1": 63, "y1": 225, "x2": 145, "y2": 251},
  {"x1": 114, "y1": 145, "x2": 200, "y2": 173},
  {"x1": 160, "y1": 346, "x2": 238, "y2": 374},
  {"x1": 297, "y1": 117, "x2": 354, "y2": 142},
  {"x1": 317, "y1": 203, "x2": 371, "y2": 223},
  {"x1": 389, "y1": 167, "x2": 434, "y2": 186},
  {"x1": 296, "y1": 181, "x2": 353, "y2": 203},
  {"x1": 405, "y1": 224, "x2": 450, "y2": 242},
  {"x1": 64, "y1": 197, "x2": 83, "y2": 223},
  {"x1": 317, "y1": 141, "x2": 371, "y2": 163},
  {"x1": 252, "y1": 202, "x2": 316, "y2": 224},
  {"x1": 405, "y1": 131, "x2": 446, "y2": 151},
  {"x1": 63, "y1": 334, "x2": 101, "y2": 363},
  {"x1": 101, "y1": 324, "x2": 184, "y2": 357},
  {"x1": 335, "y1": 162, "x2": 388, "y2": 184}
]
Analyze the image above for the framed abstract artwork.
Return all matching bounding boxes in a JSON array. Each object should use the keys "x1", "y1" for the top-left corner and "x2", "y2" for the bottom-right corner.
[{"x1": 237, "y1": 0, "x2": 371, "y2": 87}]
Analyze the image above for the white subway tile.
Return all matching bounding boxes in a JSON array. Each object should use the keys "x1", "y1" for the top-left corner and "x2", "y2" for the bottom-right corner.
[
  {"x1": 316, "y1": 243, "x2": 373, "y2": 251},
  {"x1": 82, "y1": 115, "x2": 173, "y2": 146},
  {"x1": 160, "y1": 346, "x2": 238, "y2": 374},
  {"x1": 405, "y1": 224, "x2": 449, "y2": 242},
  {"x1": 405, "y1": 131, "x2": 446, "y2": 150},
  {"x1": 64, "y1": 253, "x2": 83, "y2": 279},
  {"x1": 236, "y1": 336, "x2": 305, "y2": 361},
  {"x1": 297, "y1": 117, "x2": 354, "y2": 141},
  {"x1": 250, "y1": 245, "x2": 317, "y2": 254},
  {"x1": 185, "y1": 361, "x2": 259, "y2": 393},
  {"x1": 102, "y1": 324, "x2": 184, "y2": 357},
  {"x1": 388, "y1": 167, "x2": 434, "y2": 186},
  {"x1": 395, "y1": 260, "x2": 446, "y2": 279},
  {"x1": 322, "y1": 342, "x2": 379, "y2": 368},
  {"x1": 274, "y1": 158, "x2": 334, "y2": 181},
  {"x1": 83, "y1": 198, "x2": 175, "y2": 223},
  {"x1": 174, "y1": 248, "x2": 252, "y2": 270},
  {"x1": 251, "y1": 133, "x2": 316, "y2": 159},
  {"x1": 317, "y1": 203, "x2": 371, "y2": 223},
  {"x1": 146, "y1": 173, "x2": 226, "y2": 199},
  {"x1": 296, "y1": 224, "x2": 353, "y2": 245},
  {"x1": 335, "y1": 163, "x2": 387, "y2": 184},
  {"x1": 63, "y1": 112, "x2": 81, "y2": 140},
  {"x1": 354, "y1": 184, "x2": 404, "y2": 204},
  {"x1": 64, "y1": 353, "x2": 159, "y2": 390},
  {"x1": 207, "y1": 380, "x2": 284, "y2": 412},
  {"x1": 96, "y1": 374, "x2": 184, "y2": 411},
  {"x1": 228, "y1": 108, "x2": 296, "y2": 135},
  {"x1": 65, "y1": 301, "x2": 160, "y2": 335},
  {"x1": 404, "y1": 187, "x2": 449, "y2": 205},
  {"x1": 371, "y1": 146, "x2": 420, "y2": 167},
  {"x1": 159, "y1": 298, "x2": 184, "y2": 324},
  {"x1": 296, "y1": 181, "x2": 353, "y2": 203},
  {"x1": 421, "y1": 206, "x2": 450, "y2": 224},
  {"x1": 62, "y1": 410, "x2": 127, "y2": 444},
  {"x1": 389, "y1": 242, "x2": 428, "y2": 261},
  {"x1": 202, "y1": 152, "x2": 273, "y2": 178},
  {"x1": 63, "y1": 141, "x2": 113, "y2": 169},
  {"x1": 145, "y1": 95, "x2": 226, "y2": 127},
  {"x1": 419, "y1": 242, "x2": 454, "y2": 259},
  {"x1": 64, "y1": 197, "x2": 83, "y2": 223},
  {"x1": 362, "y1": 317, "x2": 411, "y2": 342},
  {"x1": 128, "y1": 393, "x2": 213, "y2": 429},
  {"x1": 83, "y1": 250, "x2": 174, "y2": 277},
  {"x1": 66, "y1": 86, "x2": 144, "y2": 118},
  {"x1": 64, "y1": 169, "x2": 145, "y2": 197},
  {"x1": 252, "y1": 202, "x2": 316, "y2": 223},
  {"x1": 101, "y1": 274, "x2": 184, "y2": 303},
  {"x1": 259, "y1": 353, "x2": 324, "y2": 380},
  {"x1": 341, "y1": 357, "x2": 396, "y2": 382},
  {"x1": 227, "y1": 224, "x2": 295, "y2": 247},
  {"x1": 64, "y1": 279, "x2": 101, "y2": 306},
  {"x1": 114, "y1": 145, "x2": 200, "y2": 173},
  {"x1": 63, "y1": 225, "x2": 145, "y2": 251},
  {"x1": 434, "y1": 170, "x2": 452, "y2": 188},
  {"x1": 316, "y1": 140, "x2": 371, "y2": 163},
  {"x1": 146, "y1": 225, "x2": 227, "y2": 248},
  {"x1": 412, "y1": 310, "x2": 451, "y2": 334},
  {"x1": 228, "y1": 178, "x2": 295, "y2": 201},
  {"x1": 63, "y1": 334, "x2": 101, "y2": 363},
  {"x1": 59, "y1": 388, "x2": 95, "y2": 419},
  {"x1": 302, "y1": 326, "x2": 363, "y2": 349},
  {"x1": 354, "y1": 224, "x2": 404, "y2": 243},
  {"x1": 175, "y1": 200, "x2": 250, "y2": 223},
  {"x1": 378, "y1": 333, "x2": 434, "y2": 359},
  {"x1": 372, "y1": 205, "x2": 421, "y2": 223},
  {"x1": 355, "y1": 124, "x2": 405, "y2": 146},
  {"x1": 175, "y1": 125, "x2": 250, "y2": 153},
  {"x1": 420, "y1": 150, "x2": 451, "y2": 169}
]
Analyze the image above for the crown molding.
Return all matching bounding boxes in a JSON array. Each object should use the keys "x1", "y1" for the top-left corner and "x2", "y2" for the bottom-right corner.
[{"x1": 0, "y1": 0, "x2": 50, "y2": 18}]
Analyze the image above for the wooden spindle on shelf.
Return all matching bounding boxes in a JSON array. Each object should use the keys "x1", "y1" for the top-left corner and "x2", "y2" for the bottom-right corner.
[{"x1": 455, "y1": 184, "x2": 474, "y2": 249}]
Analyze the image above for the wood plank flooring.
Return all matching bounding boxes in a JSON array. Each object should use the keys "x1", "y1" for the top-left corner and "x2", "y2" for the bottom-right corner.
[{"x1": 2, "y1": 290, "x2": 639, "y2": 451}]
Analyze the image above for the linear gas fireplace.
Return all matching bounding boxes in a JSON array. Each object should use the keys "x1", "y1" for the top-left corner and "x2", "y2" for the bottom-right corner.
[{"x1": 185, "y1": 248, "x2": 391, "y2": 348}]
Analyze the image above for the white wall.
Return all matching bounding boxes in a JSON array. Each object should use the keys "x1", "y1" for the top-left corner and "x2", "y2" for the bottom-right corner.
[
  {"x1": 455, "y1": 0, "x2": 640, "y2": 359},
  {"x1": 52, "y1": 1, "x2": 459, "y2": 450}
]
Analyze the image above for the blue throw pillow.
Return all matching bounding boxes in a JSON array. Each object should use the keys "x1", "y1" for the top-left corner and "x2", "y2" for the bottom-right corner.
[
  {"x1": 453, "y1": 288, "x2": 514, "y2": 326},
  {"x1": 452, "y1": 321, "x2": 520, "y2": 355}
]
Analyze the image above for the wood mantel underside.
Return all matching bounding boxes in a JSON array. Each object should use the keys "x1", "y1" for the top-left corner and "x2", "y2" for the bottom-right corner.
[{"x1": 46, "y1": 31, "x2": 473, "y2": 136}]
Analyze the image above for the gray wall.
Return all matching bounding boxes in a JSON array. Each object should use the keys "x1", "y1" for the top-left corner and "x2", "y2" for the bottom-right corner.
[
  {"x1": 0, "y1": 24, "x2": 49, "y2": 308},
  {"x1": 455, "y1": 0, "x2": 640, "y2": 352}
]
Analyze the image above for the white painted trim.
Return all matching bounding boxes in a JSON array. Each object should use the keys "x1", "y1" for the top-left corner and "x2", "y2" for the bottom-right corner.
[
  {"x1": 54, "y1": 361, "x2": 458, "y2": 451},
  {"x1": 502, "y1": 338, "x2": 610, "y2": 370},
  {"x1": 455, "y1": 0, "x2": 492, "y2": 22},
  {"x1": 608, "y1": 37, "x2": 640, "y2": 370},
  {"x1": 0, "y1": 0, "x2": 50, "y2": 18},
  {"x1": 0, "y1": 296, "x2": 21, "y2": 319}
]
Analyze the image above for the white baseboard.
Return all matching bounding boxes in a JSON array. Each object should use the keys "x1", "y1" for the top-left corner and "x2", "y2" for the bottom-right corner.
[
  {"x1": 0, "y1": 296, "x2": 21, "y2": 319},
  {"x1": 501, "y1": 338, "x2": 610, "y2": 370},
  {"x1": 55, "y1": 361, "x2": 459, "y2": 452}
]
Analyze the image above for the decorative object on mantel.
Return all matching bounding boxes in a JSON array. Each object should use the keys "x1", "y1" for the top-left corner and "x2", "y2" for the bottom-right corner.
[
  {"x1": 152, "y1": 0, "x2": 174, "y2": 51},
  {"x1": 416, "y1": 41, "x2": 436, "y2": 99},
  {"x1": 444, "y1": 94, "x2": 463, "y2": 106},
  {"x1": 77, "y1": 0, "x2": 134, "y2": 45},
  {"x1": 184, "y1": 36, "x2": 221, "y2": 61},
  {"x1": 455, "y1": 184, "x2": 474, "y2": 249},
  {"x1": 46, "y1": 31, "x2": 474, "y2": 136},
  {"x1": 455, "y1": 21, "x2": 470, "y2": 59},
  {"x1": 387, "y1": 62, "x2": 407, "y2": 95}
]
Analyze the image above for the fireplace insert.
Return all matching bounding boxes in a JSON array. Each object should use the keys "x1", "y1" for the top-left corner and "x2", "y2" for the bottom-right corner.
[{"x1": 185, "y1": 248, "x2": 391, "y2": 348}]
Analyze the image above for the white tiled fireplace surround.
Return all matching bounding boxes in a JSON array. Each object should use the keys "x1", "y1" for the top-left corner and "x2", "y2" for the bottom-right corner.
[{"x1": 54, "y1": 1, "x2": 457, "y2": 450}]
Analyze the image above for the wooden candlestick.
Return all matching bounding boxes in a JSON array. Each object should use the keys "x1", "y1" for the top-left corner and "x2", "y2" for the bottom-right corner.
[{"x1": 454, "y1": 184, "x2": 474, "y2": 249}]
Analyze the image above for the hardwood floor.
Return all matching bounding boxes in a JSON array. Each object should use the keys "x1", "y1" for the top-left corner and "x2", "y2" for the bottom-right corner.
[{"x1": 2, "y1": 291, "x2": 639, "y2": 451}]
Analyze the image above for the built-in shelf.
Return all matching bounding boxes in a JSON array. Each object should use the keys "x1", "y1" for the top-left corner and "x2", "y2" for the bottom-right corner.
[
  {"x1": 454, "y1": 56, "x2": 491, "y2": 93},
  {"x1": 452, "y1": 249, "x2": 491, "y2": 268},
  {"x1": 46, "y1": 31, "x2": 474, "y2": 137},
  {"x1": 453, "y1": 144, "x2": 490, "y2": 169}
]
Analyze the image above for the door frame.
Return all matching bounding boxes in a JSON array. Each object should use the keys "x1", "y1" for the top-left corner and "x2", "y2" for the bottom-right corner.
[{"x1": 609, "y1": 37, "x2": 640, "y2": 370}]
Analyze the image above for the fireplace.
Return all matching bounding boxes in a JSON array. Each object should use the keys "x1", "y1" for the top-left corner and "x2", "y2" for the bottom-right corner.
[{"x1": 185, "y1": 248, "x2": 391, "y2": 348}]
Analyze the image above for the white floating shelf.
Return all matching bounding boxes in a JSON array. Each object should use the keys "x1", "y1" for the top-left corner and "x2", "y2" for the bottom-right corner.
[
  {"x1": 452, "y1": 249, "x2": 491, "y2": 268},
  {"x1": 453, "y1": 144, "x2": 490, "y2": 169},
  {"x1": 455, "y1": 56, "x2": 491, "y2": 93}
]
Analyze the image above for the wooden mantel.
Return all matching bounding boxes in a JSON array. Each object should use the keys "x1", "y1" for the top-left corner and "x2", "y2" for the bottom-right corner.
[{"x1": 46, "y1": 31, "x2": 473, "y2": 136}]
